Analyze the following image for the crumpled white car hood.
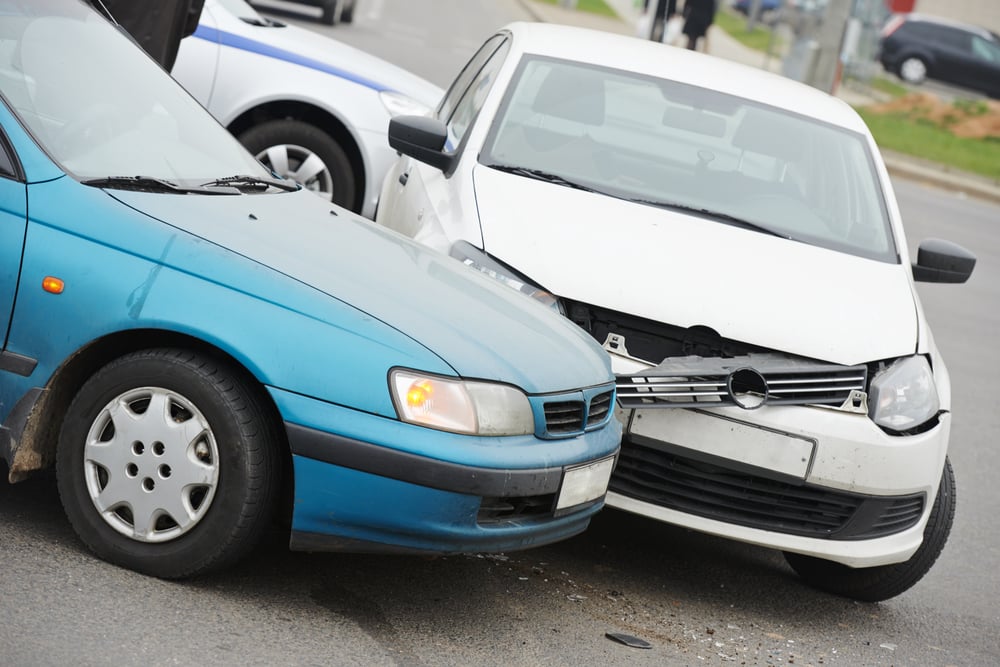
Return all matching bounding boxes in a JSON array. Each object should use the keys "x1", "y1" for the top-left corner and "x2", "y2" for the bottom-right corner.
[{"x1": 473, "y1": 166, "x2": 918, "y2": 367}]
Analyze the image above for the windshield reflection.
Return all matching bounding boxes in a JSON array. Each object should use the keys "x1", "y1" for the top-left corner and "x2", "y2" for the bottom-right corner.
[
  {"x1": 0, "y1": 1, "x2": 269, "y2": 186},
  {"x1": 481, "y1": 56, "x2": 896, "y2": 262}
]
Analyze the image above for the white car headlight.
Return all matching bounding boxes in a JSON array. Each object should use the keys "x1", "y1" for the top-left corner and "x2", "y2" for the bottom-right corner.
[
  {"x1": 390, "y1": 369, "x2": 535, "y2": 436},
  {"x1": 379, "y1": 90, "x2": 432, "y2": 118},
  {"x1": 869, "y1": 356, "x2": 940, "y2": 432},
  {"x1": 449, "y1": 241, "x2": 565, "y2": 314}
]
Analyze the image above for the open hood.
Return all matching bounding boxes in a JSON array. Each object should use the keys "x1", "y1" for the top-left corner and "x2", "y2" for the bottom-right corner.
[{"x1": 473, "y1": 166, "x2": 918, "y2": 367}]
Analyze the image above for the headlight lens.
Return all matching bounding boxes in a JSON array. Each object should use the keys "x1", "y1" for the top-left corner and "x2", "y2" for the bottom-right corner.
[
  {"x1": 869, "y1": 356, "x2": 939, "y2": 432},
  {"x1": 390, "y1": 369, "x2": 535, "y2": 436},
  {"x1": 379, "y1": 90, "x2": 432, "y2": 118},
  {"x1": 449, "y1": 241, "x2": 564, "y2": 314}
]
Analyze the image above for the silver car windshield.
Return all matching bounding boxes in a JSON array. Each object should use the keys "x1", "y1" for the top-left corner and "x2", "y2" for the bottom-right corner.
[
  {"x1": 481, "y1": 56, "x2": 896, "y2": 263},
  {"x1": 0, "y1": 0, "x2": 269, "y2": 185}
]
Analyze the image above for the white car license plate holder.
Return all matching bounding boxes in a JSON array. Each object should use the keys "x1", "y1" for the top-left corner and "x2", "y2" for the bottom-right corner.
[{"x1": 629, "y1": 408, "x2": 815, "y2": 479}]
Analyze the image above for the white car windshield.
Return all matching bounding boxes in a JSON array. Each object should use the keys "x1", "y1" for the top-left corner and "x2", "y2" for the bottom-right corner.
[
  {"x1": 0, "y1": 0, "x2": 269, "y2": 186},
  {"x1": 481, "y1": 57, "x2": 896, "y2": 263}
]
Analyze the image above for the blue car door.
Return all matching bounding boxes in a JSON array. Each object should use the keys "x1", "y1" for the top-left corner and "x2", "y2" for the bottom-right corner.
[{"x1": 0, "y1": 132, "x2": 26, "y2": 351}]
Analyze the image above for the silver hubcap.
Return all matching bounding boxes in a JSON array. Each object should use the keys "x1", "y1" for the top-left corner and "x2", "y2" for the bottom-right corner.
[
  {"x1": 83, "y1": 387, "x2": 220, "y2": 543},
  {"x1": 900, "y1": 58, "x2": 926, "y2": 83},
  {"x1": 256, "y1": 143, "x2": 333, "y2": 197}
]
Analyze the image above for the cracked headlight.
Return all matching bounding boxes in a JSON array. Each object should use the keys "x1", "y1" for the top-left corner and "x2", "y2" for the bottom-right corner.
[
  {"x1": 379, "y1": 90, "x2": 432, "y2": 118},
  {"x1": 869, "y1": 356, "x2": 940, "y2": 432},
  {"x1": 450, "y1": 241, "x2": 564, "y2": 314},
  {"x1": 390, "y1": 369, "x2": 534, "y2": 436}
]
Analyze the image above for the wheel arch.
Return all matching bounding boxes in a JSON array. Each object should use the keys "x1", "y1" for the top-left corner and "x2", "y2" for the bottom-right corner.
[
  {"x1": 6, "y1": 329, "x2": 292, "y2": 504},
  {"x1": 227, "y1": 100, "x2": 367, "y2": 212}
]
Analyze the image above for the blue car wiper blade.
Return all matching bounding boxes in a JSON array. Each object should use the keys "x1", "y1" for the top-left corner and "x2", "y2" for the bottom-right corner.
[
  {"x1": 82, "y1": 176, "x2": 237, "y2": 195},
  {"x1": 200, "y1": 174, "x2": 299, "y2": 192},
  {"x1": 484, "y1": 163, "x2": 596, "y2": 193}
]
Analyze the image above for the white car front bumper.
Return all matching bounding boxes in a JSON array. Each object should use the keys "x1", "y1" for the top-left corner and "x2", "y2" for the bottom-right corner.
[{"x1": 607, "y1": 403, "x2": 950, "y2": 568}]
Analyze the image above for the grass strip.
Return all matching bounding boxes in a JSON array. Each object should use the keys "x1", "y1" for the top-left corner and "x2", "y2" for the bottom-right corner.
[
  {"x1": 534, "y1": 0, "x2": 618, "y2": 18},
  {"x1": 857, "y1": 108, "x2": 1000, "y2": 181}
]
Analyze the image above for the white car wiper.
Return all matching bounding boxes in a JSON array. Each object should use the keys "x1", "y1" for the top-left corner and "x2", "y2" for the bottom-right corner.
[
  {"x1": 485, "y1": 163, "x2": 597, "y2": 193},
  {"x1": 82, "y1": 176, "x2": 237, "y2": 195},
  {"x1": 629, "y1": 198, "x2": 790, "y2": 239},
  {"x1": 200, "y1": 174, "x2": 299, "y2": 192}
]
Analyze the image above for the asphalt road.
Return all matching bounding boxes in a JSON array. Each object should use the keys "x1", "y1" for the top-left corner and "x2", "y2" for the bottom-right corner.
[{"x1": 3, "y1": 2, "x2": 999, "y2": 666}]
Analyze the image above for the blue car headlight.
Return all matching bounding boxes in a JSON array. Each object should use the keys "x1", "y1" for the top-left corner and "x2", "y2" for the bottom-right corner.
[
  {"x1": 869, "y1": 356, "x2": 940, "y2": 432},
  {"x1": 390, "y1": 369, "x2": 535, "y2": 436},
  {"x1": 449, "y1": 241, "x2": 564, "y2": 314}
]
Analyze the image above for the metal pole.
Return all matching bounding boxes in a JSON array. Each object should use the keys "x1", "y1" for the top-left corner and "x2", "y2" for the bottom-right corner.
[
  {"x1": 810, "y1": 0, "x2": 852, "y2": 93},
  {"x1": 747, "y1": 0, "x2": 764, "y2": 32}
]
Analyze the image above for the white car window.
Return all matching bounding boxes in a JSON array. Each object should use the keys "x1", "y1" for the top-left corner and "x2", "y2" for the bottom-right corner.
[
  {"x1": 445, "y1": 40, "x2": 509, "y2": 150},
  {"x1": 482, "y1": 57, "x2": 895, "y2": 263}
]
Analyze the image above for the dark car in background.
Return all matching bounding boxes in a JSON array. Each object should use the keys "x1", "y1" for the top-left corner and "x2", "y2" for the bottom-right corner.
[
  {"x1": 879, "y1": 13, "x2": 1000, "y2": 98},
  {"x1": 252, "y1": 0, "x2": 355, "y2": 25}
]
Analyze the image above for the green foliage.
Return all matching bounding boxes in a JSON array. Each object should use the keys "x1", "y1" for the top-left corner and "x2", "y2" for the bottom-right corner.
[
  {"x1": 535, "y1": 0, "x2": 618, "y2": 17},
  {"x1": 867, "y1": 76, "x2": 909, "y2": 99},
  {"x1": 714, "y1": 9, "x2": 784, "y2": 54},
  {"x1": 952, "y1": 98, "x2": 990, "y2": 117},
  {"x1": 857, "y1": 108, "x2": 1000, "y2": 181}
]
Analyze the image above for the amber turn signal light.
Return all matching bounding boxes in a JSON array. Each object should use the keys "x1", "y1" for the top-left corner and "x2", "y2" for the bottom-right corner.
[{"x1": 42, "y1": 276, "x2": 64, "y2": 294}]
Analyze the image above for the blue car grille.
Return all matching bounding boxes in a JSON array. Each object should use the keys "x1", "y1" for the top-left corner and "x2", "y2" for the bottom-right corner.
[{"x1": 536, "y1": 387, "x2": 615, "y2": 439}]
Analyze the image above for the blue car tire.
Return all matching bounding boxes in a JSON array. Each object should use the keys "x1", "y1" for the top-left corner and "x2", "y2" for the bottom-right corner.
[{"x1": 56, "y1": 348, "x2": 282, "y2": 579}]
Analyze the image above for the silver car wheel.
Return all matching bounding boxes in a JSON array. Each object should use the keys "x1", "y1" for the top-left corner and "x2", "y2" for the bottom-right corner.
[
  {"x1": 83, "y1": 386, "x2": 220, "y2": 544},
  {"x1": 256, "y1": 143, "x2": 334, "y2": 198},
  {"x1": 899, "y1": 57, "x2": 927, "y2": 84}
]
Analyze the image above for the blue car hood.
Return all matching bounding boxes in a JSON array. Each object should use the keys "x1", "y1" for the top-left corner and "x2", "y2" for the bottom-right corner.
[{"x1": 108, "y1": 189, "x2": 612, "y2": 394}]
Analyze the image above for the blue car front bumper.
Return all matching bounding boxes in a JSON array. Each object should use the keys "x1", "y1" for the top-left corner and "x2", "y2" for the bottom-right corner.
[{"x1": 272, "y1": 387, "x2": 622, "y2": 554}]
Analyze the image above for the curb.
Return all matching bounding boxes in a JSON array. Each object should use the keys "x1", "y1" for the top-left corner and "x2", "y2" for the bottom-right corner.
[{"x1": 881, "y1": 153, "x2": 1000, "y2": 206}]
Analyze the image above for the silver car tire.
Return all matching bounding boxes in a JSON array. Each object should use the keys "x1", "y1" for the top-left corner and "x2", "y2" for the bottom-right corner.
[{"x1": 56, "y1": 348, "x2": 281, "y2": 578}]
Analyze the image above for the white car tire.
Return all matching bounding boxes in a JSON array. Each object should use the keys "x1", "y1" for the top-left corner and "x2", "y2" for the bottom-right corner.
[
  {"x1": 783, "y1": 458, "x2": 955, "y2": 602},
  {"x1": 239, "y1": 119, "x2": 357, "y2": 211}
]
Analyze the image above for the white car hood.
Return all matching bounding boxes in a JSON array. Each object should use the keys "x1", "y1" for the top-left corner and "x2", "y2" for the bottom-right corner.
[
  {"x1": 206, "y1": 9, "x2": 443, "y2": 107},
  {"x1": 473, "y1": 167, "x2": 918, "y2": 367}
]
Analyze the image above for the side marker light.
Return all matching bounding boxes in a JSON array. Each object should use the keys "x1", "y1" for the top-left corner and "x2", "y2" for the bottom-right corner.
[{"x1": 42, "y1": 276, "x2": 64, "y2": 294}]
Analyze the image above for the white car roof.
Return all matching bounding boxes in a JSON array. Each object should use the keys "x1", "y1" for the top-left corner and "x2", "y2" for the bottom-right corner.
[{"x1": 502, "y1": 22, "x2": 870, "y2": 135}]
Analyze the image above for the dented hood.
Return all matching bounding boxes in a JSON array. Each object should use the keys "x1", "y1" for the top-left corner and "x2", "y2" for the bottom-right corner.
[{"x1": 473, "y1": 167, "x2": 918, "y2": 367}]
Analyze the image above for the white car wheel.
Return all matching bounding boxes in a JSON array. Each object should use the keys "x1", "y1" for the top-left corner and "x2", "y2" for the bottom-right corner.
[
  {"x1": 239, "y1": 119, "x2": 357, "y2": 211},
  {"x1": 784, "y1": 458, "x2": 955, "y2": 602}
]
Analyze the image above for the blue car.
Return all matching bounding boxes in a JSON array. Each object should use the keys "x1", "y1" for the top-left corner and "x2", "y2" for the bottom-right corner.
[{"x1": 0, "y1": 0, "x2": 620, "y2": 578}]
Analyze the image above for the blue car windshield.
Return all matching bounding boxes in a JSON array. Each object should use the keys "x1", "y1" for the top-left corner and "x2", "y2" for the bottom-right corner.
[{"x1": 0, "y1": 0, "x2": 270, "y2": 185}]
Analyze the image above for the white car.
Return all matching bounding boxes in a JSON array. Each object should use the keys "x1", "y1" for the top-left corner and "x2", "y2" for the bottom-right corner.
[
  {"x1": 375, "y1": 22, "x2": 977, "y2": 601},
  {"x1": 172, "y1": 0, "x2": 442, "y2": 216}
]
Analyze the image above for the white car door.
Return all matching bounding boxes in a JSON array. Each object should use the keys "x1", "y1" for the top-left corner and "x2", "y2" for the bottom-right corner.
[{"x1": 377, "y1": 35, "x2": 511, "y2": 254}]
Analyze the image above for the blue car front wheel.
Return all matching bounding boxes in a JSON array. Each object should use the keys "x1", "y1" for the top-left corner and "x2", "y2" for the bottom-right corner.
[{"x1": 56, "y1": 348, "x2": 282, "y2": 578}]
